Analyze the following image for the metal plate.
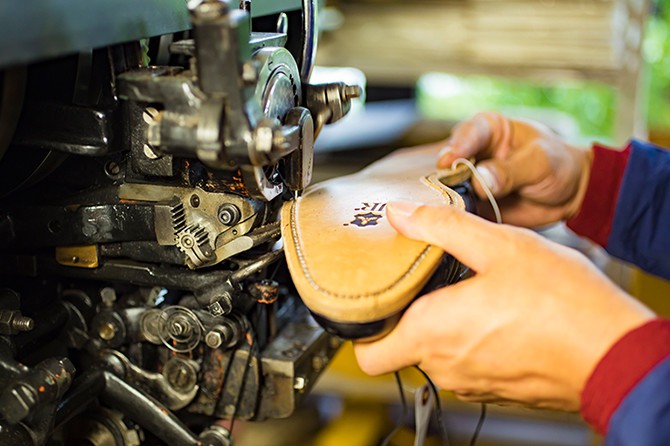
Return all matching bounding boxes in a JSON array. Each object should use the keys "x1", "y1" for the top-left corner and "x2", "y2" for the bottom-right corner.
[
  {"x1": 0, "y1": 0, "x2": 309, "y2": 68},
  {"x1": 0, "y1": 0, "x2": 191, "y2": 68}
]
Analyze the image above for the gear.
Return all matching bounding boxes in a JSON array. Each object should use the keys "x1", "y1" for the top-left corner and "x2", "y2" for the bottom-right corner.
[{"x1": 171, "y1": 202, "x2": 215, "y2": 269}]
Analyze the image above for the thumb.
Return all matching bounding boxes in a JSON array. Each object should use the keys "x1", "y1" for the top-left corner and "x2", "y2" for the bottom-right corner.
[
  {"x1": 387, "y1": 202, "x2": 505, "y2": 273},
  {"x1": 473, "y1": 143, "x2": 550, "y2": 199}
]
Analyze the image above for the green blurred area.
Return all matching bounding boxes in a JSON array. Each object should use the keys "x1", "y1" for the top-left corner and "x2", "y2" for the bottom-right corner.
[
  {"x1": 645, "y1": 0, "x2": 670, "y2": 131},
  {"x1": 416, "y1": 0, "x2": 670, "y2": 141},
  {"x1": 416, "y1": 74, "x2": 617, "y2": 142}
]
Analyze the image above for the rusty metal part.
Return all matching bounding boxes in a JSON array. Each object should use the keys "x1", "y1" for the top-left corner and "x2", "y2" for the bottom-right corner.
[{"x1": 249, "y1": 279, "x2": 279, "y2": 304}]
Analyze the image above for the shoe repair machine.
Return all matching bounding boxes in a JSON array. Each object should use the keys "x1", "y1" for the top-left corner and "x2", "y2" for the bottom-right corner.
[{"x1": 0, "y1": 1, "x2": 472, "y2": 444}]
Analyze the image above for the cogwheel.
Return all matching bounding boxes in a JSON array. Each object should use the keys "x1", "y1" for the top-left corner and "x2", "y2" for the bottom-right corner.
[{"x1": 175, "y1": 224, "x2": 215, "y2": 269}]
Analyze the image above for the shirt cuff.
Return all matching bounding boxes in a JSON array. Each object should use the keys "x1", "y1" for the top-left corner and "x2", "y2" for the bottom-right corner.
[
  {"x1": 566, "y1": 142, "x2": 631, "y2": 247},
  {"x1": 580, "y1": 318, "x2": 670, "y2": 434}
]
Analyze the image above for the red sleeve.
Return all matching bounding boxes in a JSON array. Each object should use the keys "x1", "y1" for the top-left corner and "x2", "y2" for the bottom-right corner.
[
  {"x1": 566, "y1": 143, "x2": 631, "y2": 247},
  {"x1": 580, "y1": 318, "x2": 670, "y2": 434}
]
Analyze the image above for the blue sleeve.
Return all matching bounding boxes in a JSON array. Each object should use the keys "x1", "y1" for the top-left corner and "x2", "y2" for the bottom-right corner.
[
  {"x1": 605, "y1": 356, "x2": 670, "y2": 446},
  {"x1": 607, "y1": 140, "x2": 670, "y2": 280}
]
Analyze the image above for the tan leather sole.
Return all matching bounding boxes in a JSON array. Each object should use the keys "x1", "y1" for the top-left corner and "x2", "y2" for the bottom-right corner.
[{"x1": 281, "y1": 145, "x2": 468, "y2": 330}]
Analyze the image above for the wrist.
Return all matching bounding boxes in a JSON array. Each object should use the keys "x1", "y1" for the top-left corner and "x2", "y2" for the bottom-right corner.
[
  {"x1": 565, "y1": 145, "x2": 593, "y2": 220},
  {"x1": 566, "y1": 142, "x2": 631, "y2": 246},
  {"x1": 580, "y1": 317, "x2": 670, "y2": 434}
]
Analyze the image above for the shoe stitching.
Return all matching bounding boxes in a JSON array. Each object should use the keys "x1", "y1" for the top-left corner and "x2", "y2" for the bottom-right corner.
[{"x1": 288, "y1": 175, "x2": 464, "y2": 300}]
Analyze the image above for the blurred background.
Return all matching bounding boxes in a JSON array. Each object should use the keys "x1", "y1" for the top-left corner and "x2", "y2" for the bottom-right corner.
[{"x1": 236, "y1": 0, "x2": 670, "y2": 444}]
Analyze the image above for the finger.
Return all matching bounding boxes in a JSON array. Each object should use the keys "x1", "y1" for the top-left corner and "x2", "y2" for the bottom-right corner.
[
  {"x1": 437, "y1": 112, "x2": 511, "y2": 168},
  {"x1": 495, "y1": 197, "x2": 568, "y2": 228},
  {"x1": 474, "y1": 195, "x2": 567, "y2": 228},
  {"x1": 353, "y1": 296, "x2": 433, "y2": 375},
  {"x1": 470, "y1": 140, "x2": 550, "y2": 200},
  {"x1": 386, "y1": 201, "x2": 505, "y2": 273}
]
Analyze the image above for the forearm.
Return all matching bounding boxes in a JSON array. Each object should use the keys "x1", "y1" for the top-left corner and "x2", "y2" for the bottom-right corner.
[{"x1": 567, "y1": 140, "x2": 670, "y2": 280}]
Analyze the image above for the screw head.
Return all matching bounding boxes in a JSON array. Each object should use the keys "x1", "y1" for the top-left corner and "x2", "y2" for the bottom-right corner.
[
  {"x1": 181, "y1": 235, "x2": 195, "y2": 248},
  {"x1": 190, "y1": 194, "x2": 201, "y2": 208},
  {"x1": 143, "y1": 144, "x2": 160, "y2": 159},
  {"x1": 104, "y1": 161, "x2": 121, "y2": 178},
  {"x1": 143, "y1": 107, "x2": 159, "y2": 124},
  {"x1": 208, "y1": 302, "x2": 224, "y2": 316},
  {"x1": 217, "y1": 204, "x2": 240, "y2": 226}
]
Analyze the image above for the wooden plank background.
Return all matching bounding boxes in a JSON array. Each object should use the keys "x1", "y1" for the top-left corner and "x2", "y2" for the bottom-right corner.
[{"x1": 317, "y1": 0, "x2": 640, "y2": 84}]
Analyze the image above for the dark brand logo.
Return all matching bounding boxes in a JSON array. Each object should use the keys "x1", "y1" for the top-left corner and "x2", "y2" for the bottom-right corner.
[{"x1": 343, "y1": 202, "x2": 387, "y2": 228}]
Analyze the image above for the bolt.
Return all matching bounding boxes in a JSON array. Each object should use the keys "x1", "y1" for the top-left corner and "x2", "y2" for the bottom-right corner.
[
  {"x1": 329, "y1": 336, "x2": 342, "y2": 350},
  {"x1": 100, "y1": 287, "x2": 117, "y2": 307},
  {"x1": 217, "y1": 204, "x2": 241, "y2": 226},
  {"x1": 205, "y1": 330, "x2": 223, "y2": 349},
  {"x1": 293, "y1": 376, "x2": 307, "y2": 392},
  {"x1": 342, "y1": 85, "x2": 363, "y2": 100},
  {"x1": 98, "y1": 322, "x2": 117, "y2": 341},
  {"x1": 11, "y1": 316, "x2": 34, "y2": 332}
]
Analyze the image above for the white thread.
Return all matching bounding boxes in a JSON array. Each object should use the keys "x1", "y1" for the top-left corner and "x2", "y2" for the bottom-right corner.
[{"x1": 449, "y1": 158, "x2": 502, "y2": 224}]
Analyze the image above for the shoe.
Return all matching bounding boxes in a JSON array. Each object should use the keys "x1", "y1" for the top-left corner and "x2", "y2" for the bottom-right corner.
[{"x1": 281, "y1": 145, "x2": 476, "y2": 339}]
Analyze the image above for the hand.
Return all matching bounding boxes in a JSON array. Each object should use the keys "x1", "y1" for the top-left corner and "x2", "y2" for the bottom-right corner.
[
  {"x1": 435, "y1": 112, "x2": 592, "y2": 227},
  {"x1": 353, "y1": 202, "x2": 654, "y2": 411}
]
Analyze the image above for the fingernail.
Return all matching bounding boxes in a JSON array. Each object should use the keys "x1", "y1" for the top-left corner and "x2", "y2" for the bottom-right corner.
[
  {"x1": 438, "y1": 145, "x2": 453, "y2": 159},
  {"x1": 388, "y1": 201, "x2": 421, "y2": 218},
  {"x1": 475, "y1": 165, "x2": 500, "y2": 194}
]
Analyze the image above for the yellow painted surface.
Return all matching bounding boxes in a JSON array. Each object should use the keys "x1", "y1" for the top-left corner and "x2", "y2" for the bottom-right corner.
[
  {"x1": 324, "y1": 342, "x2": 450, "y2": 400},
  {"x1": 313, "y1": 404, "x2": 388, "y2": 446},
  {"x1": 631, "y1": 269, "x2": 670, "y2": 316}
]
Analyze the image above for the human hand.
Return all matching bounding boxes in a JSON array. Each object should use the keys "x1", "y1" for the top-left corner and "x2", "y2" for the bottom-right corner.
[
  {"x1": 435, "y1": 112, "x2": 592, "y2": 227},
  {"x1": 353, "y1": 202, "x2": 654, "y2": 411}
]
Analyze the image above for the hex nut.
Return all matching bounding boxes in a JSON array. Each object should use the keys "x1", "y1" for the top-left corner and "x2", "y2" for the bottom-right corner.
[{"x1": 205, "y1": 330, "x2": 223, "y2": 349}]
